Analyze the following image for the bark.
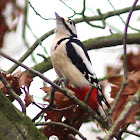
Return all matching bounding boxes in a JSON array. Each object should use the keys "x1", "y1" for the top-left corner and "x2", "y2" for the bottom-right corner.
[{"x1": 0, "y1": 89, "x2": 48, "y2": 140}]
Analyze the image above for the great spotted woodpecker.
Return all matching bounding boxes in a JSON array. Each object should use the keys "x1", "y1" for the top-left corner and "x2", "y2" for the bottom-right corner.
[{"x1": 50, "y1": 13, "x2": 110, "y2": 118}]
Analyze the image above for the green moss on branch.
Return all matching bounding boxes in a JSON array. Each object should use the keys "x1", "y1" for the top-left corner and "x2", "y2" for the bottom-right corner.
[{"x1": 0, "y1": 89, "x2": 48, "y2": 140}]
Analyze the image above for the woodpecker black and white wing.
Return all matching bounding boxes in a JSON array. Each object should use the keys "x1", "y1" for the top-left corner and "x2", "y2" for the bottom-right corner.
[
  {"x1": 66, "y1": 38, "x2": 110, "y2": 109},
  {"x1": 66, "y1": 38, "x2": 99, "y2": 87}
]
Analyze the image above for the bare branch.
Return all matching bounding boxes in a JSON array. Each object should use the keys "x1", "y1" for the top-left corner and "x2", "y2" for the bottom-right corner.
[
  {"x1": 124, "y1": 130, "x2": 140, "y2": 137},
  {"x1": 59, "y1": 0, "x2": 79, "y2": 18},
  {"x1": 28, "y1": 1, "x2": 54, "y2": 21},
  {"x1": 51, "y1": 104, "x2": 76, "y2": 112},
  {"x1": 74, "y1": 5, "x2": 140, "y2": 23},
  {"x1": 81, "y1": 0, "x2": 106, "y2": 29},
  {"x1": 123, "y1": 0, "x2": 139, "y2": 80},
  {"x1": 84, "y1": 84, "x2": 96, "y2": 104},
  {"x1": 105, "y1": 1, "x2": 139, "y2": 139},
  {"x1": 7, "y1": 29, "x2": 54, "y2": 74},
  {"x1": 23, "y1": 0, "x2": 37, "y2": 64}
]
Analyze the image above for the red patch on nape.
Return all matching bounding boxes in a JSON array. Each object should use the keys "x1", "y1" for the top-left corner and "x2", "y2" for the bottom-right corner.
[{"x1": 67, "y1": 85, "x2": 99, "y2": 110}]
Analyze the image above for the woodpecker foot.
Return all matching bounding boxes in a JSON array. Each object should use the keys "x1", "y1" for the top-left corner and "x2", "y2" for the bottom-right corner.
[{"x1": 54, "y1": 78, "x2": 68, "y2": 88}]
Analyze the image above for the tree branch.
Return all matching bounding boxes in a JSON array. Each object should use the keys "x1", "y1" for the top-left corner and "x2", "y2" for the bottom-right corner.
[
  {"x1": 28, "y1": 1, "x2": 55, "y2": 21},
  {"x1": 74, "y1": 5, "x2": 140, "y2": 23},
  {"x1": 0, "y1": 89, "x2": 48, "y2": 140},
  {"x1": 7, "y1": 29, "x2": 54, "y2": 74},
  {"x1": 84, "y1": 33, "x2": 140, "y2": 50},
  {"x1": 51, "y1": 104, "x2": 76, "y2": 112},
  {"x1": 123, "y1": 0, "x2": 139, "y2": 80},
  {"x1": 124, "y1": 130, "x2": 140, "y2": 137},
  {"x1": 23, "y1": 0, "x2": 38, "y2": 64}
]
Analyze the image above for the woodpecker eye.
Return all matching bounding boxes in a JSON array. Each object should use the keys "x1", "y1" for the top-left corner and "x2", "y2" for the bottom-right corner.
[
  {"x1": 69, "y1": 20, "x2": 73, "y2": 25},
  {"x1": 68, "y1": 19, "x2": 73, "y2": 25}
]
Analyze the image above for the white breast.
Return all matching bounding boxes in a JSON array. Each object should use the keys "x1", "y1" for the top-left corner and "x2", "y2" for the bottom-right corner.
[{"x1": 51, "y1": 41, "x2": 90, "y2": 88}]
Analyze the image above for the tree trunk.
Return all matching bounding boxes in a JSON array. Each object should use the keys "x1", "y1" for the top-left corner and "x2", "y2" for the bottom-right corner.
[{"x1": 0, "y1": 89, "x2": 48, "y2": 140}]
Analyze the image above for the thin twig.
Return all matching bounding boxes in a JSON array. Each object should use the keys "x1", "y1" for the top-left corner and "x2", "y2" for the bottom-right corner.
[
  {"x1": 82, "y1": 10, "x2": 106, "y2": 29},
  {"x1": 0, "y1": 51, "x2": 109, "y2": 129},
  {"x1": 108, "y1": 0, "x2": 140, "y2": 32},
  {"x1": 49, "y1": 87, "x2": 56, "y2": 107},
  {"x1": 32, "y1": 107, "x2": 49, "y2": 122},
  {"x1": 35, "y1": 121, "x2": 87, "y2": 140},
  {"x1": 28, "y1": 1, "x2": 54, "y2": 21},
  {"x1": 59, "y1": 0, "x2": 79, "y2": 18},
  {"x1": 109, "y1": 0, "x2": 139, "y2": 115},
  {"x1": 32, "y1": 80, "x2": 61, "y2": 122},
  {"x1": 23, "y1": 0, "x2": 28, "y2": 40},
  {"x1": 32, "y1": 102, "x2": 43, "y2": 109},
  {"x1": 124, "y1": 130, "x2": 140, "y2": 137},
  {"x1": 27, "y1": 23, "x2": 49, "y2": 57},
  {"x1": 84, "y1": 84, "x2": 96, "y2": 104},
  {"x1": 51, "y1": 104, "x2": 76, "y2": 112},
  {"x1": 82, "y1": 0, "x2": 86, "y2": 14},
  {"x1": 74, "y1": 5, "x2": 140, "y2": 23},
  {"x1": 48, "y1": 78, "x2": 65, "y2": 108},
  {"x1": 23, "y1": 0, "x2": 38, "y2": 64},
  {"x1": 123, "y1": 0, "x2": 139, "y2": 80},
  {"x1": 81, "y1": 0, "x2": 106, "y2": 29},
  {"x1": 96, "y1": 8, "x2": 106, "y2": 28},
  {"x1": 0, "y1": 71, "x2": 26, "y2": 114},
  {"x1": 32, "y1": 79, "x2": 65, "y2": 122},
  {"x1": 7, "y1": 29, "x2": 54, "y2": 74}
]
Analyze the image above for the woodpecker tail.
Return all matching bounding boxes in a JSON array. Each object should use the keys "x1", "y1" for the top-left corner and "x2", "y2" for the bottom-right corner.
[{"x1": 67, "y1": 85, "x2": 108, "y2": 118}]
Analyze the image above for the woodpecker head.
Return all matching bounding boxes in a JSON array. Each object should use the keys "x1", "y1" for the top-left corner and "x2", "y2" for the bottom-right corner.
[{"x1": 55, "y1": 12, "x2": 77, "y2": 38}]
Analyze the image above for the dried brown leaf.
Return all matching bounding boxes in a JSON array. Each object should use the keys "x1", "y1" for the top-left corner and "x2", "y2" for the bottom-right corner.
[
  {"x1": 107, "y1": 66, "x2": 122, "y2": 75},
  {"x1": 121, "y1": 51, "x2": 140, "y2": 72},
  {"x1": 108, "y1": 76, "x2": 123, "y2": 87},
  {"x1": 18, "y1": 72, "x2": 33, "y2": 89},
  {"x1": 41, "y1": 86, "x2": 89, "y2": 139},
  {"x1": 109, "y1": 71, "x2": 140, "y2": 128},
  {"x1": 0, "y1": 71, "x2": 33, "y2": 101},
  {"x1": 24, "y1": 92, "x2": 34, "y2": 107}
]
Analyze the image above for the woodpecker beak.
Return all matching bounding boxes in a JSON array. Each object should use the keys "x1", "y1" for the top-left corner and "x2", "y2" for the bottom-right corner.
[{"x1": 55, "y1": 12, "x2": 63, "y2": 22}]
